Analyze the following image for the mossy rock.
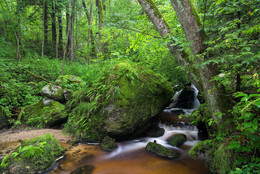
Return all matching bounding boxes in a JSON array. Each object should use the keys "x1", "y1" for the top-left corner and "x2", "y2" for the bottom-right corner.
[
  {"x1": 100, "y1": 136, "x2": 117, "y2": 152},
  {"x1": 66, "y1": 60, "x2": 174, "y2": 142},
  {"x1": 0, "y1": 106, "x2": 10, "y2": 130},
  {"x1": 55, "y1": 75, "x2": 85, "y2": 89},
  {"x1": 0, "y1": 134, "x2": 65, "y2": 174},
  {"x1": 146, "y1": 142, "x2": 178, "y2": 159},
  {"x1": 40, "y1": 84, "x2": 65, "y2": 102},
  {"x1": 147, "y1": 125, "x2": 165, "y2": 137},
  {"x1": 167, "y1": 134, "x2": 186, "y2": 147},
  {"x1": 20, "y1": 98, "x2": 67, "y2": 128}
]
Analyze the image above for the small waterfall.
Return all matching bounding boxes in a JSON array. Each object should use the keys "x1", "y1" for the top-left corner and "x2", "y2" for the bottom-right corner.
[
  {"x1": 103, "y1": 123, "x2": 199, "y2": 159},
  {"x1": 165, "y1": 84, "x2": 200, "y2": 114}
]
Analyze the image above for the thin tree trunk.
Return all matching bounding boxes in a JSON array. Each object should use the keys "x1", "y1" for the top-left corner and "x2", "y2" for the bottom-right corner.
[
  {"x1": 51, "y1": 0, "x2": 58, "y2": 58},
  {"x1": 0, "y1": 5, "x2": 9, "y2": 41},
  {"x1": 82, "y1": 0, "x2": 96, "y2": 60},
  {"x1": 70, "y1": 0, "x2": 76, "y2": 62},
  {"x1": 4, "y1": 0, "x2": 20, "y2": 61},
  {"x1": 58, "y1": 10, "x2": 63, "y2": 58},
  {"x1": 44, "y1": 0, "x2": 48, "y2": 51},
  {"x1": 42, "y1": 0, "x2": 45, "y2": 59}
]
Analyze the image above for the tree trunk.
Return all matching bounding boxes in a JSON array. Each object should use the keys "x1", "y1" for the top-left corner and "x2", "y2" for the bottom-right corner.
[
  {"x1": 138, "y1": 0, "x2": 228, "y2": 119},
  {"x1": 96, "y1": 0, "x2": 105, "y2": 56},
  {"x1": 82, "y1": 0, "x2": 96, "y2": 60},
  {"x1": 70, "y1": 0, "x2": 76, "y2": 62},
  {"x1": 51, "y1": 0, "x2": 58, "y2": 58},
  {"x1": 44, "y1": 0, "x2": 48, "y2": 51},
  {"x1": 4, "y1": 0, "x2": 20, "y2": 61},
  {"x1": 42, "y1": 0, "x2": 45, "y2": 59},
  {"x1": 58, "y1": 10, "x2": 63, "y2": 58}
]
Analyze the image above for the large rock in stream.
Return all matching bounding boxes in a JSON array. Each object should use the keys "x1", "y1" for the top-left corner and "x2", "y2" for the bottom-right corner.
[
  {"x1": 146, "y1": 142, "x2": 178, "y2": 159},
  {"x1": 66, "y1": 60, "x2": 174, "y2": 142}
]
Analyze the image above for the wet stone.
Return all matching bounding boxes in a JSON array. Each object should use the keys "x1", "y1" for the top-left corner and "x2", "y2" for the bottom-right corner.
[
  {"x1": 167, "y1": 134, "x2": 186, "y2": 147},
  {"x1": 146, "y1": 142, "x2": 179, "y2": 159}
]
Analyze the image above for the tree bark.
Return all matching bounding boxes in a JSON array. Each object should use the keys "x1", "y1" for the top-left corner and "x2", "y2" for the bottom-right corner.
[
  {"x1": 44, "y1": 0, "x2": 48, "y2": 50},
  {"x1": 4, "y1": 0, "x2": 20, "y2": 61},
  {"x1": 51, "y1": 0, "x2": 58, "y2": 58},
  {"x1": 82, "y1": 0, "x2": 96, "y2": 60},
  {"x1": 70, "y1": 0, "x2": 76, "y2": 62},
  {"x1": 138, "y1": 0, "x2": 228, "y2": 119},
  {"x1": 58, "y1": 10, "x2": 63, "y2": 58}
]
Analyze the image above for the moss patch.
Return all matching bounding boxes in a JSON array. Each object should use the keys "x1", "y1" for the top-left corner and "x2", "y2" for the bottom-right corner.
[
  {"x1": 167, "y1": 134, "x2": 186, "y2": 147},
  {"x1": 21, "y1": 98, "x2": 67, "y2": 128},
  {"x1": 0, "y1": 134, "x2": 65, "y2": 173},
  {"x1": 100, "y1": 136, "x2": 117, "y2": 152},
  {"x1": 146, "y1": 142, "x2": 179, "y2": 159}
]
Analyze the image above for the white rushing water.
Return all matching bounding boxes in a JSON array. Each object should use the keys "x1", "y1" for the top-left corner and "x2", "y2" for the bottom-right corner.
[
  {"x1": 103, "y1": 84, "x2": 201, "y2": 159},
  {"x1": 165, "y1": 84, "x2": 200, "y2": 114},
  {"x1": 103, "y1": 123, "x2": 199, "y2": 159}
]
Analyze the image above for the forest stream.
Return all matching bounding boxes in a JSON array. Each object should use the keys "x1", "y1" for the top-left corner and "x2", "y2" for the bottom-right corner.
[
  {"x1": 0, "y1": 85, "x2": 209, "y2": 174},
  {"x1": 50, "y1": 118, "x2": 209, "y2": 174},
  {"x1": 49, "y1": 84, "x2": 209, "y2": 174}
]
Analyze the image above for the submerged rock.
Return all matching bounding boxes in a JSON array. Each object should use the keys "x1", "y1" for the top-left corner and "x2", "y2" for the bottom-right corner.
[
  {"x1": 167, "y1": 134, "x2": 186, "y2": 147},
  {"x1": 0, "y1": 134, "x2": 65, "y2": 174},
  {"x1": 0, "y1": 106, "x2": 10, "y2": 130},
  {"x1": 71, "y1": 165, "x2": 95, "y2": 174},
  {"x1": 66, "y1": 60, "x2": 174, "y2": 142},
  {"x1": 100, "y1": 136, "x2": 117, "y2": 151},
  {"x1": 146, "y1": 142, "x2": 178, "y2": 159},
  {"x1": 20, "y1": 98, "x2": 67, "y2": 128}
]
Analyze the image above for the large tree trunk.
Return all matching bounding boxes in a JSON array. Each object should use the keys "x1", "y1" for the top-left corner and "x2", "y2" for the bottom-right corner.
[{"x1": 138, "y1": 0, "x2": 228, "y2": 119}]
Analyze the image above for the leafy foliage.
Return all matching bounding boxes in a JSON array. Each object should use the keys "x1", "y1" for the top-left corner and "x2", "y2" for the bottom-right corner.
[{"x1": 0, "y1": 134, "x2": 64, "y2": 172}]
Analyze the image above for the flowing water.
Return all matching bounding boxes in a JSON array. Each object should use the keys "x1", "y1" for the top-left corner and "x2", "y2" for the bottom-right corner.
[
  {"x1": 50, "y1": 120, "x2": 209, "y2": 174},
  {"x1": 50, "y1": 84, "x2": 209, "y2": 174}
]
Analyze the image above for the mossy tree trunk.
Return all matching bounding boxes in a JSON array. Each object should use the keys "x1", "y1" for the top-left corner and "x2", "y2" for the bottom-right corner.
[{"x1": 138, "y1": 0, "x2": 229, "y2": 120}]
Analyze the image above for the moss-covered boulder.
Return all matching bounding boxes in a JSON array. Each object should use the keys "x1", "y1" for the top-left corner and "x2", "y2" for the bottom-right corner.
[
  {"x1": 66, "y1": 60, "x2": 174, "y2": 142},
  {"x1": 40, "y1": 75, "x2": 85, "y2": 102},
  {"x1": 146, "y1": 142, "x2": 178, "y2": 159},
  {"x1": 0, "y1": 106, "x2": 10, "y2": 130},
  {"x1": 167, "y1": 134, "x2": 186, "y2": 147},
  {"x1": 20, "y1": 98, "x2": 67, "y2": 128},
  {"x1": 100, "y1": 136, "x2": 117, "y2": 151},
  {"x1": 55, "y1": 75, "x2": 85, "y2": 101},
  {"x1": 40, "y1": 84, "x2": 65, "y2": 102},
  {"x1": 0, "y1": 134, "x2": 65, "y2": 174}
]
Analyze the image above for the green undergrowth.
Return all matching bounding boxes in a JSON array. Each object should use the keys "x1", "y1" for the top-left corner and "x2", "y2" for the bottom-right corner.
[
  {"x1": 0, "y1": 45, "x2": 90, "y2": 126},
  {"x1": 0, "y1": 134, "x2": 65, "y2": 173}
]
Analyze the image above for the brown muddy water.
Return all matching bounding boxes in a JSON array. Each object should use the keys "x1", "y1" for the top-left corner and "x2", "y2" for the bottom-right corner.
[{"x1": 50, "y1": 111, "x2": 209, "y2": 174}]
